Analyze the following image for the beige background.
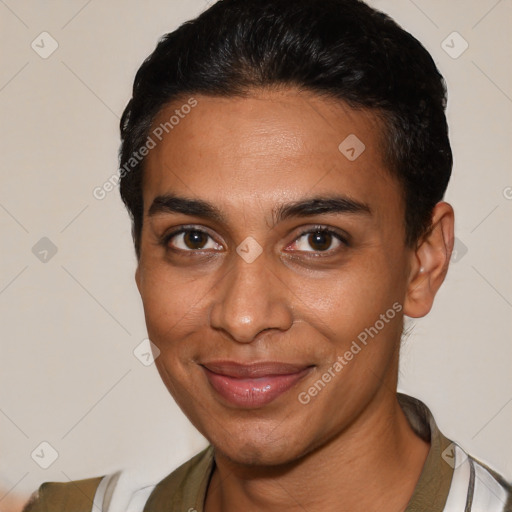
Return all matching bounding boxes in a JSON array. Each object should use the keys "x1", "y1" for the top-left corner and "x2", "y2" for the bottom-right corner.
[{"x1": 1, "y1": 0, "x2": 511, "y2": 504}]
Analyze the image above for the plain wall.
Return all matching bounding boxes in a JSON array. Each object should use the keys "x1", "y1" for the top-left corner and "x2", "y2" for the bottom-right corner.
[{"x1": 1, "y1": 0, "x2": 511, "y2": 501}]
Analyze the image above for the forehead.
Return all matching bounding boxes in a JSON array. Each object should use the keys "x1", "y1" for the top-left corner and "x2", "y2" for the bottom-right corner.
[{"x1": 142, "y1": 88, "x2": 400, "y2": 220}]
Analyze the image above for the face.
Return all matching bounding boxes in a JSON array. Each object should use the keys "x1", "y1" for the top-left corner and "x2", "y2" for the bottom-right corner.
[{"x1": 135, "y1": 88, "x2": 416, "y2": 466}]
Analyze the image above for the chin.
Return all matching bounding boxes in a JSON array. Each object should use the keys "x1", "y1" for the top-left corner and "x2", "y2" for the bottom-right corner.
[
  {"x1": 210, "y1": 425, "x2": 309, "y2": 467},
  {"x1": 221, "y1": 443, "x2": 297, "y2": 467}
]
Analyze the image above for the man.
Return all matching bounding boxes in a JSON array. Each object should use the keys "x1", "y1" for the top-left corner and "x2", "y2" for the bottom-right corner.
[{"x1": 23, "y1": 0, "x2": 512, "y2": 510}]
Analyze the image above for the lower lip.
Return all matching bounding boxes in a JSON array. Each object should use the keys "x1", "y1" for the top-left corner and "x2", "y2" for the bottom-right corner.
[{"x1": 203, "y1": 367, "x2": 312, "y2": 408}]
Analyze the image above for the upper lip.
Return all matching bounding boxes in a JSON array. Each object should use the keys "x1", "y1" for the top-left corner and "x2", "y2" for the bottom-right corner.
[{"x1": 201, "y1": 361, "x2": 312, "y2": 378}]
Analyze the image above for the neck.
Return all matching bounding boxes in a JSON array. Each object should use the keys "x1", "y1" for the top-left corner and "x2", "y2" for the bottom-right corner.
[{"x1": 204, "y1": 390, "x2": 430, "y2": 512}]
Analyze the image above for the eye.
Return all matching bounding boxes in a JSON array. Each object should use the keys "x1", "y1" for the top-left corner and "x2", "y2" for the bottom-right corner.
[
  {"x1": 164, "y1": 227, "x2": 222, "y2": 252},
  {"x1": 289, "y1": 227, "x2": 347, "y2": 253},
  {"x1": 162, "y1": 226, "x2": 347, "y2": 255}
]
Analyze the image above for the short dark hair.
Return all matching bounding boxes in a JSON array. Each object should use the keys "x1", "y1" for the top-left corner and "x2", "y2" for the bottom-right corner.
[{"x1": 119, "y1": 0, "x2": 452, "y2": 259}]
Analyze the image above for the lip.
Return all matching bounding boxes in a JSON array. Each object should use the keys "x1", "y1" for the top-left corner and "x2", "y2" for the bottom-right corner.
[{"x1": 201, "y1": 361, "x2": 313, "y2": 408}]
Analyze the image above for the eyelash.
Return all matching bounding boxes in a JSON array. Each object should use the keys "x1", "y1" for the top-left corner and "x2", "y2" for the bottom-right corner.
[{"x1": 160, "y1": 225, "x2": 349, "y2": 256}]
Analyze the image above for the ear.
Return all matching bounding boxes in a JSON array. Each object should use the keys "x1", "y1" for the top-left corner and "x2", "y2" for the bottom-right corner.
[{"x1": 403, "y1": 201, "x2": 454, "y2": 318}]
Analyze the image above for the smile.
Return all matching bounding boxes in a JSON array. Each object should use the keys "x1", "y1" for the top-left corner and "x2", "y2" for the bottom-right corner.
[{"x1": 201, "y1": 361, "x2": 313, "y2": 408}]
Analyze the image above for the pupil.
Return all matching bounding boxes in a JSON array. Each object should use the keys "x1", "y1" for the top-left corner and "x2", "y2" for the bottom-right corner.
[
  {"x1": 308, "y1": 231, "x2": 331, "y2": 251},
  {"x1": 185, "y1": 231, "x2": 206, "y2": 249}
]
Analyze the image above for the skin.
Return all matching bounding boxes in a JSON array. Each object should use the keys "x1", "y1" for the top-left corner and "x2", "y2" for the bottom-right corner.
[{"x1": 135, "y1": 87, "x2": 454, "y2": 512}]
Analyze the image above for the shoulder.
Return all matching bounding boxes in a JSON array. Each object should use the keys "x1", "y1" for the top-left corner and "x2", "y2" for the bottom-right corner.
[
  {"x1": 23, "y1": 447, "x2": 214, "y2": 512},
  {"x1": 22, "y1": 475, "x2": 104, "y2": 512},
  {"x1": 86, "y1": 447, "x2": 214, "y2": 512},
  {"x1": 397, "y1": 393, "x2": 511, "y2": 511},
  {"x1": 467, "y1": 454, "x2": 512, "y2": 512},
  {"x1": 445, "y1": 443, "x2": 512, "y2": 512}
]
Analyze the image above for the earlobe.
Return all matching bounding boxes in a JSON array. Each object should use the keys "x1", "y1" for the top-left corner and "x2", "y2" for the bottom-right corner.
[{"x1": 403, "y1": 202, "x2": 454, "y2": 318}]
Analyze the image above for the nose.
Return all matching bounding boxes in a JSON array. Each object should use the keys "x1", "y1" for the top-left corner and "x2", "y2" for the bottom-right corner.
[{"x1": 209, "y1": 252, "x2": 293, "y2": 344}]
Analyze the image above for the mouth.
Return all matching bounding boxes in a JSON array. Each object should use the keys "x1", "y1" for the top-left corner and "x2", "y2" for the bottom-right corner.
[{"x1": 201, "y1": 361, "x2": 313, "y2": 408}]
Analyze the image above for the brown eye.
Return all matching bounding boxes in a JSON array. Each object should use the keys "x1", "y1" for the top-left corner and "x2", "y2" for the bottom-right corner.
[
  {"x1": 291, "y1": 228, "x2": 346, "y2": 253},
  {"x1": 165, "y1": 228, "x2": 222, "y2": 252},
  {"x1": 183, "y1": 230, "x2": 208, "y2": 249},
  {"x1": 307, "y1": 231, "x2": 333, "y2": 251}
]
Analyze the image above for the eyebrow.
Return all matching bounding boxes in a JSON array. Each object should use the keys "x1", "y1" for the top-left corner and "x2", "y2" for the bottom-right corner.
[{"x1": 147, "y1": 193, "x2": 371, "y2": 226}]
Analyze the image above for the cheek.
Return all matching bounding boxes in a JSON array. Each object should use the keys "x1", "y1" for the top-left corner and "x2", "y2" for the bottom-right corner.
[
  {"x1": 139, "y1": 267, "x2": 207, "y2": 401},
  {"x1": 290, "y1": 268, "x2": 404, "y2": 435},
  {"x1": 292, "y1": 256, "x2": 404, "y2": 337},
  {"x1": 288, "y1": 255, "x2": 406, "y2": 407},
  {"x1": 138, "y1": 264, "x2": 208, "y2": 348}
]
